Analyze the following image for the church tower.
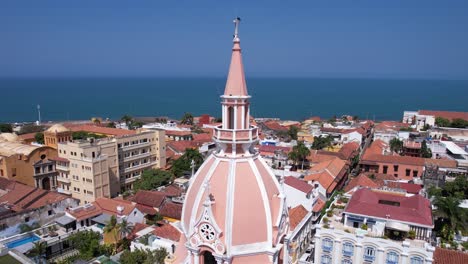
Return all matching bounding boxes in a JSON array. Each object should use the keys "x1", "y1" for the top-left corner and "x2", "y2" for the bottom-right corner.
[{"x1": 176, "y1": 18, "x2": 289, "y2": 264}]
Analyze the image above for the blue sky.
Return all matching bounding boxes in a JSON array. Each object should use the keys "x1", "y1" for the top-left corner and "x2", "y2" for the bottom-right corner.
[{"x1": 1, "y1": 0, "x2": 468, "y2": 79}]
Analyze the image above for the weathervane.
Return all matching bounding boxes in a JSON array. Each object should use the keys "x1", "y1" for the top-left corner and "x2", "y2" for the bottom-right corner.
[{"x1": 233, "y1": 17, "x2": 241, "y2": 40}]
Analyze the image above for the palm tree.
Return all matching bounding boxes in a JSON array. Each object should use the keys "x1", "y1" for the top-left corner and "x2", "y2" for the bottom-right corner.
[
  {"x1": 181, "y1": 112, "x2": 194, "y2": 125},
  {"x1": 30, "y1": 241, "x2": 47, "y2": 264},
  {"x1": 288, "y1": 141, "x2": 311, "y2": 170},
  {"x1": 120, "y1": 115, "x2": 133, "y2": 126},
  {"x1": 117, "y1": 219, "x2": 134, "y2": 240},
  {"x1": 103, "y1": 215, "x2": 117, "y2": 234},
  {"x1": 433, "y1": 196, "x2": 467, "y2": 232}
]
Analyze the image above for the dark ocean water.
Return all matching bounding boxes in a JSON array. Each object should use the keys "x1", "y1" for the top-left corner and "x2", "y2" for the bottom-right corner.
[{"x1": 0, "y1": 78, "x2": 467, "y2": 123}]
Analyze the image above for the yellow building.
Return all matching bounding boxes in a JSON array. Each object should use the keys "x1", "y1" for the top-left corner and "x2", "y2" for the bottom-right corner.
[
  {"x1": 0, "y1": 133, "x2": 58, "y2": 187},
  {"x1": 44, "y1": 124, "x2": 73, "y2": 149}
]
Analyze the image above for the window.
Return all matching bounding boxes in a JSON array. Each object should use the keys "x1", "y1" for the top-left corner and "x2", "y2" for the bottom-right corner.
[
  {"x1": 413, "y1": 171, "x2": 418, "y2": 177},
  {"x1": 386, "y1": 251, "x2": 399, "y2": 264},
  {"x1": 342, "y1": 242, "x2": 354, "y2": 256},
  {"x1": 410, "y1": 256, "x2": 424, "y2": 264},
  {"x1": 0, "y1": 169, "x2": 3, "y2": 176},
  {"x1": 48, "y1": 210, "x2": 53, "y2": 216},
  {"x1": 12, "y1": 168, "x2": 16, "y2": 177},
  {"x1": 25, "y1": 217, "x2": 30, "y2": 222},
  {"x1": 322, "y1": 238, "x2": 333, "y2": 252},
  {"x1": 342, "y1": 259, "x2": 352, "y2": 264},
  {"x1": 35, "y1": 167, "x2": 41, "y2": 174},
  {"x1": 321, "y1": 255, "x2": 332, "y2": 264},
  {"x1": 364, "y1": 247, "x2": 376, "y2": 262},
  {"x1": 393, "y1": 165, "x2": 399, "y2": 172},
  {"x1": 383, "y1": 166, "x2": 388, "y2": 174},
  {"x1": 406, "y1": 169, "x2": 411, "y2": 176}
]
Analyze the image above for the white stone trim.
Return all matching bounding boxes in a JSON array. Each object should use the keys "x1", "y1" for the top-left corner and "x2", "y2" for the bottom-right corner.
[
  {"x1": 225, "y1": 159, "x2": 236, "y2": 255},
  {"x1": 188, "y1": 158, "x2": 220, "y2": 236}
]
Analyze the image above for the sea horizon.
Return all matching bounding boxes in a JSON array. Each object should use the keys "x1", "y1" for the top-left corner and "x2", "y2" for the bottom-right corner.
[{"x1": 1, "y1": 77, "x2": 467, "y2": 123}]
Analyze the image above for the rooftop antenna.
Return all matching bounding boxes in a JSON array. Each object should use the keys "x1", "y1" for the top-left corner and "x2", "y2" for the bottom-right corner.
[{"x1": 37, "y1": 104, "x2": 41, "y2": 125}]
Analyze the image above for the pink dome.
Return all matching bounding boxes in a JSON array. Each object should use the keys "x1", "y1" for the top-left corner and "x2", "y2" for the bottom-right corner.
[{"x1": 176, "y1": 18, "x2": 289, "y2": 264}]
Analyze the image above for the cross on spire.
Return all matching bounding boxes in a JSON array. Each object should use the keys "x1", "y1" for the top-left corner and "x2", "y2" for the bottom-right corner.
[{"x1": 233, "y1": 17, "x2": 241, "y2": 41}]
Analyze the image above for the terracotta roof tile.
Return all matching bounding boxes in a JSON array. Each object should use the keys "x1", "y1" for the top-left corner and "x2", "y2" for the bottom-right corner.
[
  {"x1": 152, "y1": 222, "x2": 181, "y2": 242},
  {"x1": 94, "y1": 197, "x2": 136, "y2": 216},
  {"x1": 68, "y1": 125, "x2": 135, "y2": 136},
  {"x1": 284, "y1": 176, "x2": 313, "y2": 194},
  {"x1": 344, "y1": 174, "x2": 380, "y2": 192},
  {"x1": 312, "y1": 198, "x2": 325, "y2": 213},
  {"x1": 136, "y1": 204, "x2": 157, "y2": 215},
  {"x1": 425, "y1": 158, "x2": 458, "y2": 168},
  {"x1": 167, "y1": 141, "x2": 202, "y2": 154},
  {"x1": 434, "y1": 247, "x2": 468, "y2": 264},
  {"x1": 159, "y1": 201, "x2": 183, "y2": 220},
  {"x1": 132, "y1": 190, "x2": 167, "y2": 208},
  {"x1": 289, "y1": 205, "x2": 309, "y2": 230},
  {"x1": 345, "y1": 188, "x2": 433, "y2": 226},
  {"x1": 419, "y1": 110, "x2": 468, "y2": 121}
]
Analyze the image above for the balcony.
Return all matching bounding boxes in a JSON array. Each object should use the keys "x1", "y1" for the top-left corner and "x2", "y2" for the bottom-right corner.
[
  {"x1": 213, "y1": 125, "x2": 258, "y2": 143},
  {"x1": 121, "y1": 141, "x2": 151, "y2": 151},
  {"x1": 56, "y1": 165, "x2": 70, "y2": 171},
  {"x1": 122, "y1": 152, "x2": 152, "y2": 163},
  {"x1": 343, "y1": 250, "x2": 354, "y2": 257},
  {"x1": 124, "y1": 161, "x2": 157, "y2": 173},
  {"x1": 57, "y1": 176, "x2": 71, "y2": 184},
  {"x1": 363, "y1": 255, "x2": 375, "y2": 262}
]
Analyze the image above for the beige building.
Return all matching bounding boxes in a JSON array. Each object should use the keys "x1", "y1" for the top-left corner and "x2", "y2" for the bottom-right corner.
[
  {"x1": 44, "y1": 124, "x2": 73, "y2": 149},
  {"x1": 0, "y1": 133, "x2": 58, "y2": 187},
  {"x1": 56, "y1": 129, "x2": 166, "y2": 204},
  {"x1": 117, "y1": 130, "x2": 166, "y2": 191}
]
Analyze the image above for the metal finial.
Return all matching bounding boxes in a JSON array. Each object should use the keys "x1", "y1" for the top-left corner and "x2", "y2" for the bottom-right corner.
[{"x1": 233, "y1": 17, "x2": 241, "y2": 39}]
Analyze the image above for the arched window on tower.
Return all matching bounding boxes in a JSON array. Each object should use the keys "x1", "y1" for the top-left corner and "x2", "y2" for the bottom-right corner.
[{"x1": 228, "y1": 107, "x2": 234, "y2": 129}]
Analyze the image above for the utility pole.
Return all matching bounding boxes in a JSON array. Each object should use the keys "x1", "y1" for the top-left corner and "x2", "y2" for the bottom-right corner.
[{"x1": 37, "y1": 104, "x2": 41, "y2": 125}]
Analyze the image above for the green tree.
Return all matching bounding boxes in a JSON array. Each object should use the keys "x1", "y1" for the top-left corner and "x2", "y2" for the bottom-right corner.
[
  {"x1": 435, "y1": 117, "x2": 451, "y2": 127},
  {"x1": 311, "y1": 136, "x2": 333, "y2": 150},
  {"x1": 121, "y1": 115, "x2": 133, "y2": 126},
  {"x1": 180, "y1": 112, "x2": 194, "y2": 125},
  {"x1": 433, "y1": 196, "x2": 467, "y2": 233},
  {"x1": 171, "y1": 148, "x2": 204, "y2": 177},
  {"x1": 72, "y1": 131, "x2": 107, "y2": 140},
  {"x1": 421, "y1": 140, "x2": 432, "y2": 158},
  {"x1": 68, "y1": 230, "x2": 103, "y2": 260},
  {"x1": 288, "y1": 126, "x2": 299, "y2": 140},
  {"x1": 103, "y1": 215, "x2": 118, "y2": 235},
  {"x1": 19, "y1": 124, "x2": 45, "y2": 135},
  {"x1": 288, "y1": 141, "x2": 310, "y2": 170},
  {"x1": 450, "y1": 118, "x2": 468, "y2": 128},
  {"x1": 117, "y1": 219, "x2": 134, "y2": 240},
  {"x1": 29, "y1": 241, "x2": 47, "y2": 264},
  {"x1": 133, "y1": 169, "x2": 173, "y2": 191},
  {"x1": 120, "y1": 248, "x2": 168, "y2": 264},
  {"x1": 0, "y1": 123, "x2": 13, "y2": 133},
  {"x1": 389, "y1": 138, "x2": 403, "y2": 154},
  {"x1": 35, "y1": 132, "x2": 44, "y2": 144},
  {"x1": 107, "y1": 122, "x2": 116, "y2": 128}
]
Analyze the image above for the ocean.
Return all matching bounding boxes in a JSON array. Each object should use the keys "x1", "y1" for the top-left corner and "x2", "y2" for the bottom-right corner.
[{"x1": 0, "y1": 78, "x2": 467, "y2": 123}]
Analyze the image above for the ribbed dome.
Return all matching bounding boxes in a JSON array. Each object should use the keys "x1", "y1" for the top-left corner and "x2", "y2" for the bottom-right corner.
[
  {"x1": 46, "y1": 124, "x2": 70, "y2": 133},
  {"x1": 0, "y1": 133, "x2": 19, "y2": 142}
]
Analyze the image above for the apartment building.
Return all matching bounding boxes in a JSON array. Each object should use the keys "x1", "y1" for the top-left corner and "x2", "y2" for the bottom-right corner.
[
  {"x1": 117, "y1": 130, "x2": 166, "y2": 191},
  {"x1": 56, "y1": 129, "x2": 166, "y2": 204},
  {"x1": 57, "y1": 138, "x2": 117, "y2": 204}
]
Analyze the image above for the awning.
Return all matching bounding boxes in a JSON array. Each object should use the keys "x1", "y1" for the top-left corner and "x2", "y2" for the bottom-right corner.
[
  {"x1": 91, "y1": 213, "x2": 112, "y2": 225},
  {"x1": 441, "y1": 141, "x2": 468, "y2": 155},
  {"x1": 386, "y1": 221, "x2": 410, "y2": 232},
  {"x1": 55, "y1": 215, "x2": 75, "y2": 226}
]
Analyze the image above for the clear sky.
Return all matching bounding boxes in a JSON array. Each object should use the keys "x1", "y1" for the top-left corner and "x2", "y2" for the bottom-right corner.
[{"x1": 1, "y1": 0, "x2": 468, "y2": 79}]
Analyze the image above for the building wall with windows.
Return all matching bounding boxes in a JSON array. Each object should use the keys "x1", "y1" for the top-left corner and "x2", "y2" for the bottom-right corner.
[
  {"x1": 57, "y1": 139, "x2": 117, "y2": 204},
  {"x1": 116, "y1": 129, "x2": 166, "y2": 191},
  {"x1": 314, "y1": 226, "x2": 434, "y2": 264}
]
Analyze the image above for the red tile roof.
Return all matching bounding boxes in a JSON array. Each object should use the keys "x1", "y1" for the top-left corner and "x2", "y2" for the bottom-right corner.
[
  {"x1": 419, "y1": 110, "x2": 468, "y2": 121},
  {"x1": 153, "y1": 222, "x2": 181, "y2": 242},
  {"x1": 344, "y1": 174, "x2": 380, "y2": 192},
  {"x1": 131, "y1": 190, "x2": 167, "y2": 208},
  {"x1": 375, "y1": 121, "x2": 410, "y2": 132},
  {"x1": 192, "y1": 133, "x2": 212, "y2": 144},
  {"x1": 127, "y1": 222, "x2": 149, "y2": 240},
  {"x1": 159, "y1": 201, "x2": 183, "y2": 220},
  {"x1": 338, "y1": 142, "x2": 360, "y2": 160},
  {"x1": 0, "y1": 177, "x2": 73, "y2": 212},
  {"x1": 284, "y1": 176, "x2": 313, "y2": 194},
  {"x1": 289, "y1": 205, "x2": 309, "y2": 230},
  {"x1": 425, "y1": 158, "x2": 458, "y2": 168},
  {"x1": 345, "y1": 188, "x2": 433, "y2": 226},
  {"x1": 259, "y1": 145, "x2": 292, "y2": 156},
  {"x1": 67, "y1": 204, "x2": 103, "y2": 221},
  {"x1": 312, "y1": 198, "x2": 326, "y2": 213},
  {"x1": 68, "y1": 125, "x2": 136, "y2": 136},
  {"x1": 263, "y1": 121, "x2": 288, "y2": 132},
  {"x1": 165, "y1": 130, "x2": 192, "y2": 137},
  {"x1": 18, "y1": 132, "x2": 37, "y2": 141},
  {"x1": 304, "y1": 157, "x2": 347, "y2": 193},
  {"x1": 399, "y1": 183, "x2": 423, "y2": 194},
  {"x1": 136, "y1": 204, "x2": 157, "y2": 215},
  {"x1": 161, "y1": 185, "x2": 183, "y2": 197},
  {"x1": 434, "y1": 247, "x2": 468, "y2": 264},
  {"x1": 167, "y1": 141, "x2": 202, "y2": 154},
  {"x1": 94, "y1": 197, "x2": 136, "y2": 216}
]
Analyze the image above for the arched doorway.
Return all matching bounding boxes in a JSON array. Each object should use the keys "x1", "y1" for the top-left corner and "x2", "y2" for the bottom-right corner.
[
  {"x1": 201, "y1": 251, "x2": 217, "y2": 264},
  {"x1": 42, "y1": 177, "x2": 51, "y2": 190}
]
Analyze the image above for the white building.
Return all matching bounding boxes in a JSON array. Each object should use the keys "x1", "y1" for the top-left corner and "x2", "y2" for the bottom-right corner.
[{"x1": 403, "y1": 111, "x2": 435, "y2": 131}]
